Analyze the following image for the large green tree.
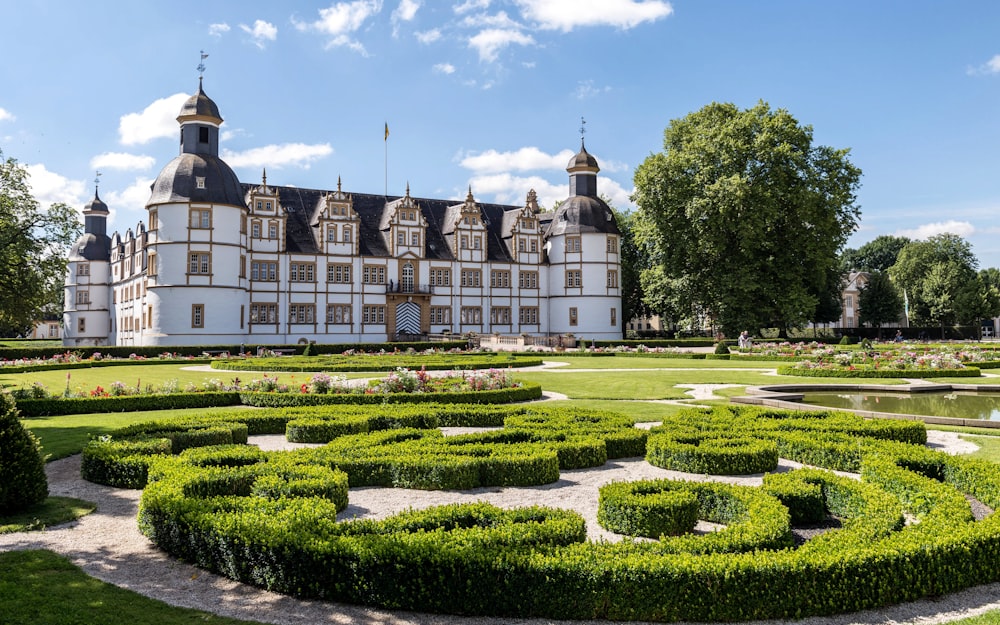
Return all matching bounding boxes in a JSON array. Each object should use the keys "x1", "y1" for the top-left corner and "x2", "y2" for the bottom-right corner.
[
  {"x1": 857, "y1": 271, "x2": 903, "y2": 339},
  {"x1": 632, "y1": 101, "x2": 862, "y2": 337},
  {"x1": 0, "y1": 151, "x2": 80, "y2": 336},
  {"x1": 841, "y1": 235, "x2": 911, "y2": 273},
  {"x1": 612, "y1": 207, "x2": 650, "y2": 333},
  {"x1": 888, "y1": 233, "x2": 978, "y2": 330}
]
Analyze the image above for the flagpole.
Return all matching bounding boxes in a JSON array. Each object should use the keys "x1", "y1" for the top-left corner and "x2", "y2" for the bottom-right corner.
[{"x1": 384, "y1": 122, "x2": 389, "y2": 203}]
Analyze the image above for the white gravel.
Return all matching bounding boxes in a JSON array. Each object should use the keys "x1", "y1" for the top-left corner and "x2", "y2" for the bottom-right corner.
[{"x1": 2, "y1": 430, "x2": 999, "y2": 625}]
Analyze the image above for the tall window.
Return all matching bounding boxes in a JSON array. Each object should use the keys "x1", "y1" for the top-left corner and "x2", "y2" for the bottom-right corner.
[
  {"x1": 289, "y1": 304, "x2": 316, "y2": 324},
  {"x1": 327, "y1": 226, "x2": 337, "y2": 242},
  {"x1": 362, "y1": 265, "x2": 387, "y2": 284},
  {"x1": 490, "y1": 307, "x2": 511, "y2": 324},
  {"x1": 607, "y1": 237, "x2": 619, "y2": 253},
  {"x1": 569, "y1": 307, "x2": 578, "y2": 326},
  {"x1": 411, "y1": 232, "x2": 420, "y2": 246},
  {"x1": 610, "y1": 307, "x2": 617, "y2": 326},
  {"x1": 252, "y1": 222, "x2": 261, "y2": 238},
  {"x1": 401, "y1": 262, "x2": 414, "y2": 293},
  {"x1": 343, "y1": 226, "x2": 352, "y2": 242},
  {"x1": 148, "y1": 209, "x2": 158, "y2": 231},
  {"x1": 607, "y1": 270, "x2": 619, "y2": 288},
  {"x1": 491, "y1": 270, "x2": 510, "y2": 288},
  {"x1": 519, "y1": 271, "x2": 538, "y2": 289},
  {"x1": 460, "y1": 269, "x2": 482, "y2": 287},
  {"x1": 78, "y1": 318, "x2": 85, "y2": 333},
  {"x1": 192, "y1": 304, "x2": 204, "y2": 328},
  {"x1": 290, "y1": 263, "x2": 316, "y2": 282},
  {"x1": 77, "y1": 263, "x2": 90, "y2": 276},
  {"x1": 327, "y1": 263, "x2": 352, "y2": 283},
  {"x1": 566, "y1": 270, "x2": 582, "y2": 288},
  {"x1": 189, "y1": 253, "x2": 211, "y2": 275},
  {"x1": 362, "y1": 305, "x2": 386, "y2": 324},
  {"x1": 190, "y1": 209, "x2": 211, "y2": 229},
  {"x1": 429, "y1": 268, "x2": 451, "y2": 286},
  {"x1": 566, "y1": 236, "x2": 581, "y2": 253},
  {"x1": 326, "y1": 304, "x2": 351, "y2": 324},
  {"x1": 76, "y1": 290, "x2": 90, "y2": 305},
  {"x1": 460, "y1": 306, "x2": 482, "y2": 324},
  {"x1": 430, "y1": 306, "x2": 451, "y2": 324},
  {"x1": 250, "y1": 303, "x2": 277, "y2": 324},
  {"x1": 268, "y1": 222, "x2": 278, "y2": 239},
  {"x1": 251, "y1": 261, "x2": 277, "y2": 281},
  {"x1": 519, "y1": 306, "x2": 539, "y2": 325}
]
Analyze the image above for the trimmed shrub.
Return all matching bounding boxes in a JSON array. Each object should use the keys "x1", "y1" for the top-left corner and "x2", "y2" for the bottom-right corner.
[{"x1": 0, "y1": 394, "x2": 48, "y2": 513}]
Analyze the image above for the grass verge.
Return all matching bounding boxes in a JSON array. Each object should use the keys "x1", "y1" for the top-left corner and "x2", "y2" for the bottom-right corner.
[
  {"x1": 0, "y1": 550, "x2": 264, "y2": 625},
  {"x1": 0, "y1": 497, "x2": 95, "y2": 534}
]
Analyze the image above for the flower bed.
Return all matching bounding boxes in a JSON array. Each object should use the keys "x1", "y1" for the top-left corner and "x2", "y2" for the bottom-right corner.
[{"x1": 12, "y1": 367, "x2": 539, "y2": 417}]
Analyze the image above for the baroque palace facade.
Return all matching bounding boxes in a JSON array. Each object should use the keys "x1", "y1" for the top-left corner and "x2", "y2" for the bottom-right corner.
[{"x1": 63, "y1": 81, "x2": 623, "y2": 347}]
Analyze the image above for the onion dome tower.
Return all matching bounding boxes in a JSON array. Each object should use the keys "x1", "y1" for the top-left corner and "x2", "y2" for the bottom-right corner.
[
  {"x1": 63, "y1": 186, "x2": 113, "y2": 346},
  {"x1": 544, "y1": 138, "x2": 623, "y2": 340},
  {"x1": 142, "y1": 75, "x2": 249, "y2": 346}
]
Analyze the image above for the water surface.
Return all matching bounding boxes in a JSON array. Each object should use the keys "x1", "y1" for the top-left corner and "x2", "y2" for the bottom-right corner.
[{"x1": 800, "y1": 391, "x2": 1000, "y2": 421}]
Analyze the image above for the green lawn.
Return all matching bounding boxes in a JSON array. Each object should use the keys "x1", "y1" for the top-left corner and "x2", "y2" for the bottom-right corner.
[
  {"x1": 5, "y1": 357, "x2": 1000, "y2": 625},
  {"x1": 0, "y1": 550, "x2": 262, "y2": 625}
]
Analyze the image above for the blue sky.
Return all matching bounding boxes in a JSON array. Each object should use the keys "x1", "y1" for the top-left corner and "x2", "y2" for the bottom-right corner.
[{"x1": 3, "y1": 1, "x2": 1000, "y2": 267}]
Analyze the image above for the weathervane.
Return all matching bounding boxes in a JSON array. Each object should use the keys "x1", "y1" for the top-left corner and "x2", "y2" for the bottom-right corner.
[
  {"x1": 579, "y1": 116, "x2": 587, "y2": 146},
  {"x1": 94, "y1": 170, "x2": 102, "y2": 191},
  {"x1": 197, "y1": 51, "x2": 209, "y2": 77}
]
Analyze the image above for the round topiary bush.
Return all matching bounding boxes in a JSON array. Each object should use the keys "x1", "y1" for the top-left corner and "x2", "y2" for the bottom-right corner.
[
  {"x1": 0, "y1": 393, "x2": 48, "y2": 514},
  {"x1": 714, "y1": 341, "x2": 730, "y2": 355}
]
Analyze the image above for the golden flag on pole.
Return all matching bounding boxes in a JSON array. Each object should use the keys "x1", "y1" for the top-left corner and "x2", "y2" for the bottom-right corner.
[{"x1": 384, "y1": 122, "x2": 389, "y2": 141}]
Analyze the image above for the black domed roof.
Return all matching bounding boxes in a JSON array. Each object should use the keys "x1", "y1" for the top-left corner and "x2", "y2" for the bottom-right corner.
[
  {"x1": 567, "y1": 141, "x2": 599, "y2": 172},
  {"x1": 69, "y1": 232, "x2": 111, "y2": 262},
  {"x1": 83, "y1": 190, "x2": 109, "y2": 214},
  {"x1": 177, "y1": 78, "x2": 222, "y2": 123},
  {"x1": 147, "y1": 153, "x2": 245, "y2": 207},
  {"x1": 546, "y1": 195, "x2": 620, "y2": 237}
]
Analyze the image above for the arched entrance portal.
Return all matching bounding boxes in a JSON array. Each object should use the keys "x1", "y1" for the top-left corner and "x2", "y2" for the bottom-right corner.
[{"x1": 395, "y1": 300, "x2": 420, "y2": 335}]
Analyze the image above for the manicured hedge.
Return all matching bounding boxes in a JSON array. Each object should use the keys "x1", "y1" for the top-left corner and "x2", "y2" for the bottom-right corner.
[
  {"x1": 239, "y1": 383, "x2": 542, "y2": 407},
  {"x1": 777, "y1": 365, "x2": 982, "y2": 378},
  {"x1": 15, "y1": 392, "x2": 242, "y2": 417},
  {"x1": 84, "y1": 401, "x2": 1000, "y2": 621},
  {"x1": 211, "y1": 354, "x2": 542, "y2": 373},
  {"x1": 0, "y1": 357, "x2": 211, "y2": 374}
]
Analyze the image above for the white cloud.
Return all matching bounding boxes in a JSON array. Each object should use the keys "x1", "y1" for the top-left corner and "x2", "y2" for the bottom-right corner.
[
  {"x1": 433, "y1": 62, "x2": 456, "y2": 74},
  {"x1": 105, "y1": 177, "x2": 157, "y2": 228},
  {"x1": 896, "y1": 220, "x2": 976, "y2": 240},
  {"x1": 119, "y1": 93, "x2": 190, "y2": 146},
  {"x1": 240, "y1": 20, "x2": 278, "y2": 48},
  {"x1": 24, "y1": 164, "x2": 86, "y2": 209},
  {"x1": 968, "y1": 54, "x2": 1000, "y2": 76},
  {"x1": 295, "y1": 1, "x2": 383, "y2": 53},
  {"x1": 0, "y1": 107, "x2": 14, "y2": 122},
  {"x1": 515, "y1": 0, "x2": 673, "y2": 32},
  {"x1": 416, "y1": 28, "x2": 441, "y2": 43},
  {"x1": 90, "y1": 152, "x2": 156, "y2": 171},
  {"x1": 453, "y1": 0, "x2": 490, "y2": 14},
  {"x1": 460, "y1": 147, "x2": 576, "y2": 173},
  {"x1": 470, "y1": 172, "x2": 565, "y2": 209},
  {"x1": 575, "y1": 79, "x2": 611, "y2": 100},
  {"x1": 468, "y1": 28, "x2": 535, "y2": 62},
  {"x1": 460, "y1": 10, "x2": 521, "y2": 29},
  {"x1": 392, "y1": 0, "x2": 421, "y2": 28},
  {"x1": 221, "y1": 143, "x2": 333, "y2": 169},
  {"x1": 209, "y1": 23, "x2": 231, "y2": 36}
]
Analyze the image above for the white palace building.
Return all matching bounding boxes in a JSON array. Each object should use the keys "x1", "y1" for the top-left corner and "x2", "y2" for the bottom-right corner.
[{"x1": 63, "y1": 80, "x2": 623, "y2": 347}]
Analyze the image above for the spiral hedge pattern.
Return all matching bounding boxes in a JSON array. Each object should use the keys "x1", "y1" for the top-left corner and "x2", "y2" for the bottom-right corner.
[{"x1": 82, "y1": 402, "x2": 1000, "y2": 621}]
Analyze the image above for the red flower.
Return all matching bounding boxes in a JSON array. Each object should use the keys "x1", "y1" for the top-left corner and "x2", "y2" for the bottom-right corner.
[{"x1": 300, "y1": 384, "x2": 308, "y2": 394}]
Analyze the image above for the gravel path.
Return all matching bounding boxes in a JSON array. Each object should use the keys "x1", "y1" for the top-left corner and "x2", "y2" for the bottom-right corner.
[{"x1": 2, "y1": 429, "x2": 1000, "y2": 625}]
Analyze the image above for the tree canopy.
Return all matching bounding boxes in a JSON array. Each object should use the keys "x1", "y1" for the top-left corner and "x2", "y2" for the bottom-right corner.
[
  {"x1": 0, "y1": 151, "x2": 81, "y2": 336},
  {"x1": 841, "y1": 235, "x2": 911, "y2": 273},
  {"x1": 857, "y1": 271, "x2": 903, "y2": 337},
  {"x1": 632, "y1": 101, "x2": 861, "y2": 337}
]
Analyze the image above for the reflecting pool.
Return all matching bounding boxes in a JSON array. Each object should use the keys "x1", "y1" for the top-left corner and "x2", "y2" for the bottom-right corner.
[{"x1": 800, "y1": 391, "x2": 1000, "y2": 421}]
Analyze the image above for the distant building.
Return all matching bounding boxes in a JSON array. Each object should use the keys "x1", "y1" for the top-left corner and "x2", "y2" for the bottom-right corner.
[{"x1": 64, "y1": 80, "x2": 623, "y2": 346}]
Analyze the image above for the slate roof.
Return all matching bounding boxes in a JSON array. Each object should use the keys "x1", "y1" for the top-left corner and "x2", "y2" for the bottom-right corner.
[{"x1": 249, "y1": 184, "x2": 553, "y2": 263}]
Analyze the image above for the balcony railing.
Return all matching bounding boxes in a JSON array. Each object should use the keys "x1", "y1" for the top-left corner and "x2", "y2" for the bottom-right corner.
[{"x1": 385, "y1": 283, "x2": 434, "y2": 294}]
